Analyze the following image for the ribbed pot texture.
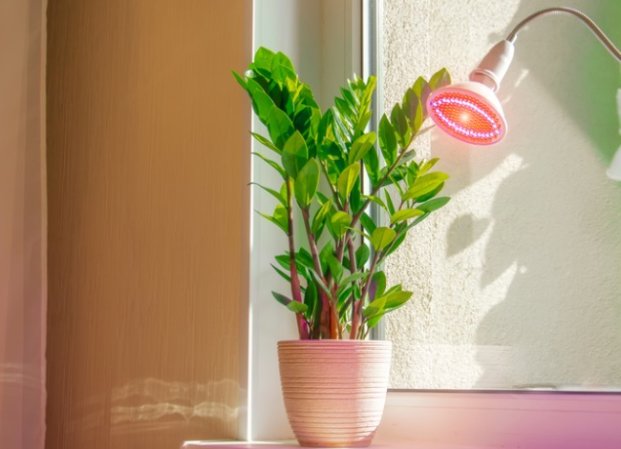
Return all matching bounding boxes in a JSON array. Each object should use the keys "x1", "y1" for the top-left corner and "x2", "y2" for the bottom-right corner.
[{"x1": 278, "y1": 340, "x2": 392, "y2": 448}]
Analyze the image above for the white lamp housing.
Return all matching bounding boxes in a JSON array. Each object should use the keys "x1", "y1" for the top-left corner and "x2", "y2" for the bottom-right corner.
[{"x1": 469, "y1": 40, "x2": 515, "y2": 92}]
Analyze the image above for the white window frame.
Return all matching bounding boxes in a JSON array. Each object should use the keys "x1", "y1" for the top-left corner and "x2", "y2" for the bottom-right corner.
[{"x1": 243, "y1": 1, "x2": 621, "y2": 447}]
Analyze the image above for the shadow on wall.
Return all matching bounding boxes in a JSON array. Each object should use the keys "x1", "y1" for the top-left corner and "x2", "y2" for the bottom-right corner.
[
  {"x1": 473, "y1": 0, "x2": 621, "y2": 389},
  {"x1": 434, "y1": 0, "x2": 621, "y2": 389}
]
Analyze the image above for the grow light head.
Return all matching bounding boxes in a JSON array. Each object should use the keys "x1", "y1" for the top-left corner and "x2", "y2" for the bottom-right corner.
[{"x1": 427, "y1": 82, "x2": 507, "y2": 145}]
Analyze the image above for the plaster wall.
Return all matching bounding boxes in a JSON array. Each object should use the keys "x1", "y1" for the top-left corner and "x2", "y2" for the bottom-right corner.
[{"x1": 383, "y1": 0, "x2": 621, "y2": 389}]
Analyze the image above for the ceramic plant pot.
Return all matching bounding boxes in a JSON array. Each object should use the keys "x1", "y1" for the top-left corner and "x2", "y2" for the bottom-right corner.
[{"x1": 277, "y1": 340, "x2": 392, "y2": 448}]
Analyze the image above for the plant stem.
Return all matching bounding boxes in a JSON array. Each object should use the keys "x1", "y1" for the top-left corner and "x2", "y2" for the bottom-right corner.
[
  {"x1": 354, "y1": 250, "x2": 381, "y2": 339},
  {"x1": 286, "y1": 179, "x2": 310, "y2": 339},
  {"x1": 346, "y1": 237, "x2": 360, "y2": 339},
  {"x1": 301, "y1": 207, "x2": 332, "y2": 338}
]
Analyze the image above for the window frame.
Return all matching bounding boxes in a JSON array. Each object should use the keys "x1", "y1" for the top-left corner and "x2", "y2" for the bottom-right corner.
[{"x1": 245, "y1": 1, "x2": 621, "y2": 447}]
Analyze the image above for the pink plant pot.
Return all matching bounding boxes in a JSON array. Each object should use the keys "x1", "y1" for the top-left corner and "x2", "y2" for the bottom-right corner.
[{"x1": 278, "y1": 340, "x2": 392, "y2": 448}]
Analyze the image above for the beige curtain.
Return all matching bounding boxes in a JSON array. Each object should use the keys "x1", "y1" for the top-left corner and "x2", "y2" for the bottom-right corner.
[{"x1": 0, "y1": 0, "x2": 46, "y2": 448}]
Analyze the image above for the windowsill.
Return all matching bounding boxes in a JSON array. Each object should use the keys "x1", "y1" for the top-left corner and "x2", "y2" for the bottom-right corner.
[
  {"x1": 181, "y1": 441, "x2": 476, "y2": 449},
  {"x1": 183, "y1": 390, "x2": 621, "y2": 449}
]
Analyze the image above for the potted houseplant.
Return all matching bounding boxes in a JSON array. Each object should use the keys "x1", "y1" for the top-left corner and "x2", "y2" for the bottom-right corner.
[{"x1": 235, "y1": 48, "x2": 451, "y2": 447}]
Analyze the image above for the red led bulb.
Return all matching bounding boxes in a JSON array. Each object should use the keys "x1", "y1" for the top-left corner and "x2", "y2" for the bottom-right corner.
[{"x1": 427, "y1": 82, "x2": 507, "y2": 145}]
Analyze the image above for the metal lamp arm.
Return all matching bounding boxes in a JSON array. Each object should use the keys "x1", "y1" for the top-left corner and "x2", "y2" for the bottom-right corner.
[{"x1": 506, "y1": 7, "x2": 621, "y2": 62}]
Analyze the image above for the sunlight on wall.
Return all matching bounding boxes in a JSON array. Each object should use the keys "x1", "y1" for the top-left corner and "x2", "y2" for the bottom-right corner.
[{"x1": 384, "y1": 0, "x2": 621, "y2": 390}]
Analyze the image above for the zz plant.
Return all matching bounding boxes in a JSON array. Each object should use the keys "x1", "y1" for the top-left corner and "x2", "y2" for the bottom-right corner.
[{"x1": 235, "y1": 48, "x2": 451, "y2": 340}]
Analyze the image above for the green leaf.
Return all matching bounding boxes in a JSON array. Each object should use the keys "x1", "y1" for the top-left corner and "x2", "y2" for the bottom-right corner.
[
  {"x1": 429, "y1": 68, "x2": 451, "y2": 90},
  {"x1": 363, "y1": 146, "x2": 380, "y2": 186},
  {"x1": 287, "y1": 301, "x2": 308, "y2": 314},
  {"x1": 337, "y1": 163, "x2": 360, "y2": 202},
  {"x1": 304, "y1": 281, "x2": 318, "y2": 317},
  {"x1": 272, "y1": 291, "x2": 291, "y2": 306},
  {"x1": 419, "y1": 157, "x2": 439, "y2": 174},
  {"x1": 402, "y1": 88, "x2": 423, "y2": 134},
  {"x1": 370, "y1": 271, "x2": 386, "y2": 300},
  {"x1": 337, "y1": 272, "x2": 367, "y2": 296},
  {"x1": 360, "y1": 212, "x2": 377, "y2": 234},
  {"x1": 384, "y1": 191, "x2": 396, "y2": 215},
  {"x1": 282, "y1": 131, "x2": 309, "y2": 178},
  {"x1": 252, "y1": 47, "x2": 276, "y2": 76},
  {"x1": 390, "y1": 208, "x2": 424, "y2": 224},
  {"x1": 378, "y1": 115, "x2": 398, "y2": 165},
  {"x1": 370, "y1": 227, "x2": 396, "y2": 252},
  {"x1": 271, "y1": 264, "x2": 291, "y2": 282},
  {"x1": 250, "y1": 182, "x2": 286, "y2": 206},
  {"x1": 309, "y1": 268, "x2": 332, "y2": 297},
  {"x1": 328, "y1": 257, "x2": 344, "y2": 282},
  {"x1": 390, "y1": 103, "x2": 411, "y2": 146},
  {"x1": 355, "y1": 243, "x2": 370, "y2": 267},
  {"x1": 384, "y1": 288, "x2": 413, "y2": 309},
  {"x1": 244, "y1": 78, "x2": 277, "y2": 123},
  {"x1": 329, "y1": 211, "x2": 352, "y2": 238},
  {"x1": 311, "y1": 198, "x2": 332, "y2": 237},
  {"x1": 296, "y1": 248, "x2": 314, "y2": 270},
  {"x1": 266, "y1": 106, "x2": 295, "y2": 150},
  {"x1": 251, "y1": 132, "x2": 280, "y2": 154},
  {"x1": 417, "y1": 196, "x2": 450, "y2": 213},
  {"x1": 257, "y1": 204, "x2": 288, "y2": 233},
  {"x1": 348, "y1": 132, "x2": 376, "y2": 164},
  {"x1": 403, "y1": 172, "x2": 449, "y2": 202},
  {"x1": 294, "y1": 158, "x2": 320, "y2": 207},
  {"x1": 251, "y1": 152, "x2": 286, "y2": 178},
  {"x1": 271, "y1": 52, "x2": 297, "y2": 85},
  {"x1": 364, "y1": 195, "x2": 388, "y2": 212},
  {"x1": 364, "y1": 286, "x2": 412, "y2": 320}
]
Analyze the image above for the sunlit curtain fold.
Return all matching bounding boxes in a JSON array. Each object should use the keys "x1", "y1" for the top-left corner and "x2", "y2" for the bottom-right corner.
[{"x1": 0, "y1": 0, "x2": 47, "y2": 448}]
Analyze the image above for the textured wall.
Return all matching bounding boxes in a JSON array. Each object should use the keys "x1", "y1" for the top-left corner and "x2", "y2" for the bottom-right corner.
[
  {"x1": 46, "y1": 1, "x2": 251, "y2": 447},
  {"x1": 383, "y1": 0, "x2": 621, "y2": 389}
]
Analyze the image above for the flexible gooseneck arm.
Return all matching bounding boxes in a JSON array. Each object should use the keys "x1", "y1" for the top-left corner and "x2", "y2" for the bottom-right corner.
[{"x1": 506, "y1": 7, "x2": 621, "y2": 62}]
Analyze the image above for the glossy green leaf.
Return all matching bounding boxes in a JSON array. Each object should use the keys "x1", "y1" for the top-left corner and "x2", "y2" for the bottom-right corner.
[
  {"x1": 370, "y1": 227, "x2": 396, "y2": 252},
  {"x1": 417, "y1": 196, "x2": 450, "y2": 213},
  {"x1": 311, "y1": 198, "x2": 332, "y2": 237},
  {"x1": 378, "y1": 115, "x2": 397, "y2": 165},
  {"x1": 360, "y1": 212, "x2": 377, "y2": 234},
  {"x1": 429, "y1": 68, "x2": 451, "y2": 90},
  {"x1": 252, "y1": 47, "x2": 276, "y2": 76},
  {"x1": 294, "y1": 158, "x2": 320, "y2": 207},
  {"x1": 304, "y1": 281, "x2": 318, "y2": 317},
  {"x1": 272, "y1": 291, "x2": 291, "y2": 306},
  {"x1": 329, "y1": 211, "x2": 352, "y2": 238},
  {"x1": 419, "y1": 157, "x2": 439, "y2": 174},
  {"x1": 390, "y1": 208, "x2": 424, "y2": 224},
  {"x1": 266, "y1": 106, "x2": 295, "y2": 150},
  {"x1": 251, "y1": 132, "x2": 280, "y2": 154},
  {"x1": 287, "y1": 301, "x2": 308, "y2": 314},
  {"x1": 370, "y1": 271, "x2": 386, "y2": 300},
  {"x1": 349, "y1": 132, "x2": 376, "y2": 164},
  {"x1": 271, "y1": 264, "x2": 291, "y2": 282},
  {"x1": 250, "y1": 182, "x2": 286, "y2": 207},
  {"x1": 363, "y1": 146, "x2": 380, "y2": 186},
  {"x1": 251, "y1": 152, "x2": 286, "y2": 178},
  {"x1": 282, "y1": 131, "x2": 309, "y2": 178},
  {"x1": 355, "y1": 243, "x2": 370, "y2": 267},
  {"x1": 244, "y1": 78, "x2": 276, "y2": 123},
  {"x1": 384, "y1": 191, "x2": 396, "y2": 215},
  {"x1": 337, "y1": 163, "x2": 360, "y2": 202},
  {"x1": 271, "y1": 52, "x2": 297, "y2": 85},
  {"x1": 390, "y1": 103, "x2": 410, "y2": 146},
  {"x1": 402, "y1": 172, "x2": 449, "y2": 202},
  {"x1": 364, "y1": 195, "x2": 388, "y2": 212},
  {"x1": 402, "y1": 88, "x2": 423, "y2": 134}
]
